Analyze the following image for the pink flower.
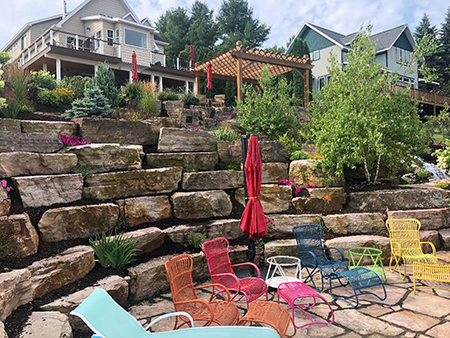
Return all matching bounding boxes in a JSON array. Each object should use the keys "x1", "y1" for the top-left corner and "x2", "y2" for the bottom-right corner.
[
  {"x1": 1, "y1": 180, "x2": 6, "y2": 188},
  {"x1": 307, "y1": 183, "x2": 310, "y2": 189},
  {"x1": 278, "y1": 180, "x2": 282, "y2": 185},
  {"x1": 6, "y1": 187, "x2": 11, "y2": 192}
]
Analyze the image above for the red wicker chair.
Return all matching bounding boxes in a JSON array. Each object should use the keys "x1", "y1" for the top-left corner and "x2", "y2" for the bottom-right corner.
[
  {"x1": 164, "y1": 254, "x2": 239, "y2": 329},
  {"x1": 202, "y1": 237, "x2": 268, "y2": 308}
]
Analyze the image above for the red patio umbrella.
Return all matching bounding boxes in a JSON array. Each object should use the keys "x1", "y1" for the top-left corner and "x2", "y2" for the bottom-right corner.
[
  {"x1": 239, "y1": 135, "x2": 267, "y2": 240},
  {"x1": 207, "y1": 62, "x2": 213, "y2": 90},
  {"x1": 132, "y1": 51, "x2": 139, "y2": 82},
  {"x1": 190, "y1": 45, "x2": 195, "y2": 68}
]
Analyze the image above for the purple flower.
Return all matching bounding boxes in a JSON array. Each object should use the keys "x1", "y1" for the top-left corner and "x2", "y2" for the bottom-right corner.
[
  {"x1": 1, "y1": 180, "x2": 6, "y2": 188},
  {"x1": 307, "y1": 183, "x2": 310, "y2": 189}
]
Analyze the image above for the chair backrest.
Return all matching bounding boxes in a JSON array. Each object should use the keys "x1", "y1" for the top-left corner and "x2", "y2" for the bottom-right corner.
[
  {"x1": 165, "y1": 254, "x2": 198, "y2": 303},
  {"x1": 386, "y1": 219, "x2": 423, "y2": 255},
  {"x1": 292, "y1": 224, "x2": 327, "y2": 265},
  {"x1": 202, "y1": 238, "x2": 234, "y2": 278},
  {"x1": 70, "y1": 288, "x2": 149, "y2": 338}
]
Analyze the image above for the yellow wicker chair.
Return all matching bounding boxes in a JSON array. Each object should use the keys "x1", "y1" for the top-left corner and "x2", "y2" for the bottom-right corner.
[
  {"x1": 385, "y1": 219, "x2": 438, "y2": 280},
  {"x1": 413, "y1": 262, "x2": 450, "y2": 294}
]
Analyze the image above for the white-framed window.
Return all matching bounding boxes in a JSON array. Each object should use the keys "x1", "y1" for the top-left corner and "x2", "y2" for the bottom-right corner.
[
  {"x1": 319, "y1": 76, "x2": 326, "y2": 90},
  {"x1": 312, "y1": 50, "x2": 320, "y2": 61},
  {"x1": 396, "y1": 47, "x2": 411, "y2": 64},
  {"x1": 396, "y1": 76, "x2": 415, "y2": 87},
  {"x1": 107, "y1": 30, "x2": 114, "y2": 46},
  {"x1": 95, "y1": 31, "x2": 101, "y2": 49},
  {"x1": 115, "y1": 29, "x2": 120, "y2": 44},
  {"x1": 124, "y1": 28, "x2": 147, "y2": 49},
  {"x1": 21, "y1": 35, "x2": 27, "y2": 50}
]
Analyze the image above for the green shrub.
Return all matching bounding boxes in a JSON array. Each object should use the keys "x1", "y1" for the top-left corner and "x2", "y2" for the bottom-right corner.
[
  {"x1": 93, "y1": 63, "x2": 120, "y2": 107},
  {"x1": 64, "y1": 84, "x2": 112, "y2": 119},
  {"x1": 89, "y1": 231, "x2": 138, "y2": 269},
  {"x1": 54, "y1": 87, "x2": 75, "y2": 105},
  {"x1": 31, "y1": 70, "x2": 57, "y2": 90},
  {"x1": 59, "y1": 76, "x2": 91, "y2": 99},
  {"x1": 140, "y1": 81, "x2": 158, "y2": 116},
  {"x1": 290, "y1": 150, "x2": 310, "y2": 160},
  {"x1": 158, "y1": 90, "x2": 179, "y2": 101},
  {"x1": 124, "y1": 81, "x2": 142, "y2": 101},
  {"x1": 182, "y1": 233, "x2": 206, "y2": 249},
  {"x1": 434, "y1": 147, "x2": 450, "y2": 170},
  {"x1": 182, "y1": 93, "x2": 200, "y2": 106},
  {"x1": 38, "y1": 90, "x2": 60, "y2": 106},
  {"x1": 212, "y1": 127, "x2": 240, "y2": 141},
  {"x1": 4, "y1": 64, "x2": 31, "y2": 107},
  {"x1": 71, "y1": 166, "x2": 96, "y2": 178},
  {"x1": 218, "y1": 162, "x2": 241, "y2": 171},
  {"x1": 416, "y1": 168, "x2": 429, "y2": 179},
  {"x1": 1, "y1": 101, "x2": 22, "y2": 118},
  {"x1": 434, "y1": 183, "x2": 449, "y2": 189},
  {"x1": 0, "y1": 52, "x2": 11, "y2": 65}
]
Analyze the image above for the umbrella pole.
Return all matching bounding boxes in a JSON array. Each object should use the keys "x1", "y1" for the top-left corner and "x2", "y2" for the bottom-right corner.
[{"x1": 241, "y1": 135, "x2": 256, "y2": 275}]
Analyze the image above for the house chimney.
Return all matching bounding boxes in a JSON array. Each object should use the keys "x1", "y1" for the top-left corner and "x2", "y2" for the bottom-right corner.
[{"x1": 62, "y1": 0, "x2": 67, "y2": 19}]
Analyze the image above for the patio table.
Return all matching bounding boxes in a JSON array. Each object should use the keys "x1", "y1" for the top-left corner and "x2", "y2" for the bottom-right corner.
[
  {"x1": 349, "y1": 247, "x2": 386, "y2": 282},
  {"x1": 265, "y1": 256, "x2": 302, "y2": 289}
]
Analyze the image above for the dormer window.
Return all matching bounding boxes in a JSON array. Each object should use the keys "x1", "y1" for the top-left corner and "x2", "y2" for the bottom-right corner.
[{"x1": 125, "y1": 28, "x2": 147, "y2": 49}]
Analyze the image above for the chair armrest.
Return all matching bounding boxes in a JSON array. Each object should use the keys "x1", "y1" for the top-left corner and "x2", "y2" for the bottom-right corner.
[
  {"x1": 300, "y1": 251, "x2": 319, "y2": 268},
  {"x1": 145, "y1": 312, "x2": 194, "y2": 330},
  {"x1": 173, "y1": 299, "x2": 214, "y2": 322},
  {"x1": 211, "y1": 272, "x2": 241, "y2": 290},
  {"x1": 232, "y1": 262, "x2": 261, "y2": 278},
  {"x1": 324, "y1": 247, "x2": 345, "y2": 261},
  {"x1": 194, "y1": 283, "x2": 232, "y2": 301},
  {"x1": 420, "y1": 241, "x2": 436, "y2": 256}
]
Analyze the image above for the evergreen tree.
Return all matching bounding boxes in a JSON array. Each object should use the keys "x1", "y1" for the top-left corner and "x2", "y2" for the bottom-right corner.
[
  {"x1": 217, "y1": 0, "x2": 270, "y2": 51},
  {"x1": 439, "y1": 7, "x2": 450, "y2": 94},
  {"x1": 187, "y1": 1, "x2": 218, "y2": 50},
  {"x1": 64, "y1": 84, "x2": 112, "y2": 119},
  {"x1": 157, "y1": 7, "x2": 191, "y2": 56},
  {"x1": 288, "y1": 38, "x2": 311, "y2": 106},
  {"x1": 93, "y1": 63, "x2": 120, "y2": 107},
  {"x1": 414, "y1": 13, "x2": 437, "y2": 41}
]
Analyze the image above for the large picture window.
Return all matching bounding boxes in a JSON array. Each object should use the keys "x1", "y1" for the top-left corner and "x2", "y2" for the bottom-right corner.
[{"x1": 125, "y1": 28, "x2": 147, "y2": 49}]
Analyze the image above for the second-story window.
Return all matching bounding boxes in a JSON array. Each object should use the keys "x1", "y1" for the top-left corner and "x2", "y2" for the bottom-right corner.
[
  {"x1": 312, "y1": 50, "x2": 320, "y2": 61},
  {"x1": 115, "y1": 29, "x2": 119, "y2": 44},
  {"x1": 107, "y1": 30, "x2": 114, "y2": 46},
  {"x1": 396, "y1": 47, "x2": 411, "y2": 64},
  {"x1": 125, "y1": 28, "x2": 147, "y2": 49},
  {"x1": 95, "y1": 31, "x2": 101, "y2": 50},
  {"x1": 21, "y1": 35, "x2": 27, "y2": 50}
]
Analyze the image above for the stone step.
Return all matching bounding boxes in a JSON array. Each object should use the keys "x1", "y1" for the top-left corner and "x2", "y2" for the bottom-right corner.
[
  {"x1": 19, "y1": 311, "x2": 72, "y2": 338},
  {"x1": 21, "y1": 120, "x2": 77, "y2": 136},
  {"x1": 235, "y1": 184, "x2": 292, "y2": 213},
  {"x1": 146, "y1": 152, "x2": 218, "y2": 172},
  {"x1": 218, "y1": 140, "x2": 288, "y2": 164},
  {"x1": 0, "y1": 131, "x2": 64, "y2": 153},
  {"x1": 388, "y1": 208, "x2": 450, "y2": 230},
  {"x1": 182, "y1": 170, "x2": 243, "y2": 190},
  {"x1": 0, "y1": 213, "x2": 38, "y2": 258},
  {"x1": 157, "y1": 127, "x2": 217, "y2": 153},
  {"x1": 172, "y1": 190, "x2": 232, "y2": 219}
]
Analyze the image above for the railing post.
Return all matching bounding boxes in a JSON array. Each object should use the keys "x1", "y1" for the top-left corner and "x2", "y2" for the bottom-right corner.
[
  {"x1": 50, "y1": 30, "x2": 54, "y2": 45},
  {"x1": 28, "y1": 48, "x2": 31, "y2": 60},
  {"x1": 163, "y1": 54, "x2": 166, "y2": 67},
  {"x1": 176, "y1": 57, "x2": 180, "y2": 70},
  {"x1": 42, "y1": 36, "x2": 45, "y2": 50},
  {"x1": 75, "y1": 35, "x2": 79, "y2": 50},
  {"x1": 118, "y1": 44, "x2": 122, "y2": 58},
  {"x1": 99, "y1": 40, "x2": 102, "y2": 54},
  {"x1": 21, "y1": 53, "x2": 24, "y2": 65},
  {"x1": 35, "y1": 43, "x2": 38, "y2": 54}
]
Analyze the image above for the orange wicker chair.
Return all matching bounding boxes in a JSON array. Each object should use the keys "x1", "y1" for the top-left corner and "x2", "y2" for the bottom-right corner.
[{"x1": 164, "y1": 254, "x2": 240, "y2": 329}]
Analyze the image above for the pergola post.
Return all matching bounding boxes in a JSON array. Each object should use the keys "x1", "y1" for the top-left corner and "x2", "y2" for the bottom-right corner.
[
  {"x1": 304, "y1": 69, "x2": 310, "y2": 109},
  {"x1": 236, "y1": 57, "x2": 243, "y2": 102},
  {"x1": 194, "y1": 76, "x2": 200, "y2": 95}
]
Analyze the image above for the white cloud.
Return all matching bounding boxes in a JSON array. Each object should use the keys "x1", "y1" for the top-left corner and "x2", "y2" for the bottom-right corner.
[{"x1": 1, "y1": 0, "x2": 448, "y2": 49}]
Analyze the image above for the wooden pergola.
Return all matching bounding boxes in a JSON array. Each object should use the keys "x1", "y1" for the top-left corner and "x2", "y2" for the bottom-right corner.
[{"x1": 191, "y1": 41, "x2": 314, "y2": 108}]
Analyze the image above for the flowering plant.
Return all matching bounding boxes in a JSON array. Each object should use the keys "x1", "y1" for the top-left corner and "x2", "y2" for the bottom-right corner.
[
  {"x1": 59, "y1": 134, "x2": 91, "y2": 146},
  {"x1": 188, "y1": 123, "x2": 204, "y2": 131},
  {"x1": 1, "y1": 180, "x2": 13, "y2": 195},
  {"x1": 322, "y1": 195, "x2": 332, "y2": 215},
  {"x1": 278, "y1": 179, "x2": 315, "y2": 196}
]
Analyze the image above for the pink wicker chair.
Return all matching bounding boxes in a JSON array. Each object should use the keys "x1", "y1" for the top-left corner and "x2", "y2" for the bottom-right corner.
[{"x1": 202, "y1": 237, "x2": 268, "y2": 308}]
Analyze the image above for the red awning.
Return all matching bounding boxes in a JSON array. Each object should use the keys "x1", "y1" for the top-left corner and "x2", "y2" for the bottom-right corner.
[{"x1": 207, "y1": 62, "x2": 213, "y2": 90}]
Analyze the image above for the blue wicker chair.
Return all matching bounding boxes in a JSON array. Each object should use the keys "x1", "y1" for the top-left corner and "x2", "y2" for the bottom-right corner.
[{"x1": 292, "y1": 224, "x2": 348, "y2": 292}]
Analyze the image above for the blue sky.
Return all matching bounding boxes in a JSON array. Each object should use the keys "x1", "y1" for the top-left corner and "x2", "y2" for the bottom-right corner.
[{"x1": 1, "y1": 0, "x2": 449, "y2": 50}]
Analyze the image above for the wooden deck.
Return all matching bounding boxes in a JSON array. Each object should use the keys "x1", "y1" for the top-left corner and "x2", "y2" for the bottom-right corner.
[{"x1": 393, "y1": 85, "x2": 450, "y2": 110}]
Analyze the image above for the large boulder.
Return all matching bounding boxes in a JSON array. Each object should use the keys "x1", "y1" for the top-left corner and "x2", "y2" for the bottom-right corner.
[
  {"x1": 0, "y1": 119, "x2": 20, "y2": 132},
  {"x1": 0, "y1": 321, "x2": 7, "y2": 338},
  {"x1": 0, "y1": 269, "x2": 33, "y2": 321},
  {"x1": 0, "y1": 190, "x2": 10, "y2": 216},
  {"x1": 217, "y1": 141, "x2": 288, "y2": 164},
  {"x1": 348, "y1": 189, "x2": 448, "y2": 211},
  {"x1": 293, "y1": 187, "x2": 346, "y2": 212},
  {"x1": 322, "y1": 213, "x2": 386, "y2": 235},
  {"x1": 172, "y1": 190, "x2": 232, "y2": 219},
  {"x1": 77, "y1": 118, "x2": 159, "y2": 145},
  {"x1": 128, "y1": 253, "x2": 205, "y2": 301},
  {"x1": 28, "y1": 246, "x2": 95, "y2": 299},
  {"x1": 147, "y1": 117, "x2": 180, "y2": 128},
  {"x1": 289, "y1": 160, "x2": 343, "y2": 188},
  {"x1": 12, "y1": 174, "x2": 83, "y2": 208},
  {"x1": 324, "y1": 235, "x2": 391, "y2": 263},
  {"x1": 217, "y1": 141, "x2": 242, "y2": 164},
  {"x1": 235, "y1": 184, "x2": 292, "y2": 213},
  {"x1": 37, "y1": 204, "x2": 119, "y2": 242},
  {"x1": 19, "y1": 311, "x2": 72, "y2": 338},
  {"x1": 157, "y1": 128, "x2": 217, "y2": 153},
  {"x1": 0, "y1": 214, "x2": 39, "y2": 258},
  {"x1": 40, "y1": 275, "x2": 130, "y2": 313},
  {"x1": 61, "y1": 144, "x2": 142, "y2": 172},
  {"x1": 420, "y1": 230, "x2": 441, "y2": 252},
  {"x1": 264, "y1": 239, "x2": 298, "y2": 258},
  {"x1": 21, "y1": 120, "x2": 78, "y2": 136},
  {"x1": 146, "y1": 152, "x2": 218, "y2": 172},
  {"x1": 118, "y1": 196, "x2": 172, "y2": 226},
  {"x1": 0, "y1": 152, "x2": 77, "y2": 178},
  {"x1": 83, "y1": 168, "x2": 182, "y2": 200},
  {"x1": 262, "y1": 163, "x2": 289, "y2": 184},
  {"x1": 164, "y1": 100, "x2": 184, "y2": 120},
  {"x1": 266, "y1": 214, "x2": 322, "y2": 239},
  {"x1": 116, "y1": 228, "x2": 164, "y2": 255},
  {"x1": 0, "y1": 132, "x2": 64, "y2": 153},
  {"x1": 387, "y1": 208, "x2": 450, "y2": 230},
  {"x1": 440, "y1": 229, "x2": 450, "y2": 249},
  {"x1": 182, "y1": 170, "x2": 243, "y2": 190}
]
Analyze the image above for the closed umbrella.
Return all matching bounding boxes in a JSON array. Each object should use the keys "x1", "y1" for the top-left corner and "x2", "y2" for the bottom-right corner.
[
  {"x1": 207, "y1": 62, "x2": 213, "y2": 90},
  {"x1": 132, "y1": 51, "x2": 139, "y2": 82},
  {"x1": 190, "y1": 45, "x2": 195, "y2": 68},
  {"x1": 240, "y1": 135, "x2": 267, "y2": 240}
]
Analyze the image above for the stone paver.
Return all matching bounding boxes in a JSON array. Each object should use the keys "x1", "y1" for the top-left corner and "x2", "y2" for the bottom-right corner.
[
  {"x1": 333, "y1": 309, "x2": 404, "y2": 336},
  {"x1": 426, "y1": 321, "x2": 450, "y2": 338},
  {"x1": 359, "y1": 304, "x2": 393, "y2": 317},
  {"x1": 380, "y1": 310, "x2": 440, "y2": 332},
  {"x1": 402, "y1": 292, "x2": 450, "y2": 317}
]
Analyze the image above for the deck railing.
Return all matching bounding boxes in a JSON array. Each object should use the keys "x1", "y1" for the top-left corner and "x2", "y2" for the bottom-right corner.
[{"x1": 392, "y1": 85, "x2": 450, "y2": 108}]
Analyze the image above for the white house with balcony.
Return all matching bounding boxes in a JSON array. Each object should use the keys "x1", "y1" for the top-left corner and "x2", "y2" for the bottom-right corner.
[
  {"x1": 286, "y1": 23, "x2": 418, "y2": 92},
  {"x1": 2, "y1": 0, "x2": 194, "y2": 92}
]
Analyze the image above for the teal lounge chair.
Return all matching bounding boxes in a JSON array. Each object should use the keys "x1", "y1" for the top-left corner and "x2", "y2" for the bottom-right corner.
[{"x1": 71, "y1": 288, "x2": 279, "y2": 338}]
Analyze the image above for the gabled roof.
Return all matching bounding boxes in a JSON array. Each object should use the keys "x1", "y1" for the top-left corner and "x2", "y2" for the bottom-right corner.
[
  {"x1": 286, "y1": 22, "x2": 415, "y2": 55},
  {"x1": 57, "y1": 0, "x2": 140, "y2": 28},
  {"x1": 2, "y1": 13, "x2": 64, "y2": 51}
]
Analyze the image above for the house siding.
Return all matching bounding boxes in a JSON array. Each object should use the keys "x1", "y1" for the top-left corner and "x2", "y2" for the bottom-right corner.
[
  {"x1": 393, "y1": 32, "x2": 413, "y2": 52},
  {"x1": 302, "y1": 27, "x2": 335, "y2": 52},
  {"x1": 309, "y1": 45, "x2": 341, "y2": 92},
  {"x1": 374, "y1": 52, "x2": 387, "y2": 68},
  {"x1": 31, "y1": 19, "x2": 61, "y2": 41}
]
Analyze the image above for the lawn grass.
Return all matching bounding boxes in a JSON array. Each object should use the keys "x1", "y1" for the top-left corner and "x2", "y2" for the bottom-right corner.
[{"x1": 433, "y1": 133, "x2": 450, "y2": 147}]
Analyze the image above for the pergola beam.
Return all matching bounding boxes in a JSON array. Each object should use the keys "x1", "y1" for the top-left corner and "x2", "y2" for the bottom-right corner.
[
  {"x1": 191, "y1": 71, "x2": 259, "y2": 85},
  {"x1": 230, "y1": 50, "x2": 314, "y2": 70}
]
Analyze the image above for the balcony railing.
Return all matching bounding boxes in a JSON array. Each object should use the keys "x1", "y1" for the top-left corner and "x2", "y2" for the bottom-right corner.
[{"x1": 392, "y1": 85, "x2": 450, "y2": 107}]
